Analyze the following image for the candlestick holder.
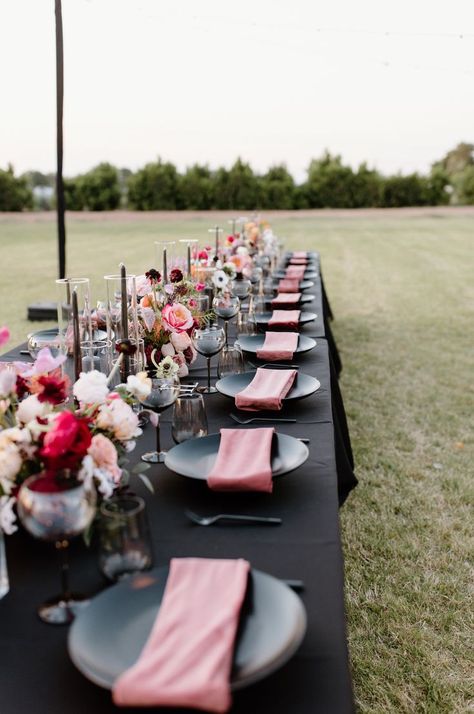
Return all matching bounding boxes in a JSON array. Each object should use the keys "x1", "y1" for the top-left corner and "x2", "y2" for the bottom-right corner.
[{"x1": 154, "y1": 241, "x2": 176, "y2": 282}]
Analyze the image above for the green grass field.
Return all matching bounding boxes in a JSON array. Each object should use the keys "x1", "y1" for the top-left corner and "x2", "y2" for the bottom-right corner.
[{"x1": 0, "y1": 210, "x2": 472, "y2": 712}]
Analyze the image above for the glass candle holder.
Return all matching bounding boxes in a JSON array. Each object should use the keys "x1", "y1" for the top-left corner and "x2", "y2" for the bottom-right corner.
[
  {"x1": 103, "y1": 274, "x2": 140, "y2": 381},
  {"x1": 56, "y1": 278, "x2": 93, "y2": 358}
]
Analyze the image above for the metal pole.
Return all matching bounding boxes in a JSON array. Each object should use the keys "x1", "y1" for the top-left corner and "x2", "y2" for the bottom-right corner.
[{"x1": 55, "y1": 0, "x2": 66, "y2": 279}]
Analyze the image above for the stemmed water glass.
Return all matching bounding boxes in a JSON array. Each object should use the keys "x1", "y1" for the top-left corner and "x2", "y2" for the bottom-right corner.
[
  {"x1": 212, "y1": 292, "x2": 240, "y2": 347},
  {"x1": 17, "y1": 474, "x2": 96, "y2": 625},
  {"x1": 192, "y1": 325, "x2": 225, "y2": 394},
  {"x1": 231, "y1": 278, "x2": 252, "y2": 303},
  {"x1": 213, "y1": 291, "x2": 240, "y2": 349},
  {"x1": 141, "y1": 376, "x2": 181, "y2": 463}
]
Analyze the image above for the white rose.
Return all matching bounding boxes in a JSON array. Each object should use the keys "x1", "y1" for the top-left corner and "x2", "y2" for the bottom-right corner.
[
  {"x1": 97, "y1": 398, "x2": 139, "y2": 441},
  {"x1": 0, "y1": 496, "x2": 17, "y2": 535},
  {"x1": 0, "y1": 442, "x2": 22, "y2": 495},
  {"x1": 17, "y1": 395, "x2": 50, "y2": 424},
  {"x1": 161, "y1": 342, "x2": 175, "y2": 357},
  {"x1": 170, "y1": 331, "x2": 191, "y2": 352},
  {"x1": 126, "y1": 372, "x2": 151, "y2": 402},
  {"x1": 0, "y1": 370, "x2": 17, "y2": 397},
  {"x1": 73, "y1": 370, "x2": 109, "y2": 405}
]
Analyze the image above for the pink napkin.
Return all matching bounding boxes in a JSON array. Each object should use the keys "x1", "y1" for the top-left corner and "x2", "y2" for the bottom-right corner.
[
  {"x1": 289, "y1": 258, "x2": 308, "y2": 265},
  {"x1": 292, "y1": 251, "x2": 308, "y2": 258},
  {"x1": 278, "y1": 278, "x2": 300, "y2": 293},
  {"x1": 113, "y1": 557, "x2": 250, "y2": 713},
  {"x1": 271, "y1": 292, "x2": 301, "y2": 306},
  {"x1": 207, "y1": 427, "x2": 274, "y2": 492},
  {"x1": 235, "y1": 368, "x2": 297, "y2": 411},
  {"x1": 268, "y1": 310, "x2": 301, "y2": 328},
  {"x1": 256, "y1": 331, "x2": 298, "y2": 361},
  {"x1": 285, "y1": 266, "x2": 306, "y2": 280}
]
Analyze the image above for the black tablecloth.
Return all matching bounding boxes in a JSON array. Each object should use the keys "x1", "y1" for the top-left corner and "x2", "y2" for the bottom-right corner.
[{"x1": 0, "y1": 267, "x2": 356, "y2": 714}]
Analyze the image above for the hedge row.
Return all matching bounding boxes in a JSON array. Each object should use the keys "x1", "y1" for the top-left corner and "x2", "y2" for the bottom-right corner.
[{"x1": 3, "y1": 145, "x2": 474, "y2": 211}]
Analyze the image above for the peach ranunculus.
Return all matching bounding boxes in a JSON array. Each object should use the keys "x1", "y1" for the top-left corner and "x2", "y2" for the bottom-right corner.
[
  {"x1": 161, "y1": 303, "x2": 193, "y2": 333},
  {"x1": 96, "y1": 398, "x2": 140, "y2": 441},
  {"x1": 88, "y1": 434, "x2": 122, "y2": 484},
  {"x1": 229, "y1": 254, "x2": 250, "y2": 273}
]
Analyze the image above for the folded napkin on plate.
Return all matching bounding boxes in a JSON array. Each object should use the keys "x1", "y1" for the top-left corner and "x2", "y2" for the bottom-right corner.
[
  {"x1": 235, "y1": 368, "x2": 297, "y2": 411},
  {"x1": 207, "y1": 427, "x2": 274, "y2": 492},
  {"x1": 268, "y1": 310, "x2": 301, "y2": 328},
  {"x1": 278, "y1": 278, "x2": 300, "y2": 293},
  {"x1": 112, "y1": 557, "x2": 250, "y2": 713},
  {"x1": 256, "y1": 331, "x2": 299, "y2": 361},
  {"x1": 292, "y1": 251, "x2": 308, "y2": 258},
  {"x1": 289, "y1": 257, "x2": 308, "y2": 265},
  {"x1": 285, "y1": 266, "x2": 306, "y2": 279},
  {"x1": 271, "y1": 292, "x2": 301, "y2": 306}
]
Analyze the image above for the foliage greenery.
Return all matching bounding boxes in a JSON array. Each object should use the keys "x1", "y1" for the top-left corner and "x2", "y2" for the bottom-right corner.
[{"x1": 2, "y1": 143, "x2": 474, "y2": 211}]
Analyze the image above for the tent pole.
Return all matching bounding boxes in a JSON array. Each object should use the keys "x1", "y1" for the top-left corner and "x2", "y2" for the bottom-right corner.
[{"x1": 55, "y1": 0, "x2": 66, "y2": 279}]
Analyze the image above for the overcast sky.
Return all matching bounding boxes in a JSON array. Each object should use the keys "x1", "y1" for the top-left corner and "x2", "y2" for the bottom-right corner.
[{"x1": 1, "y1": 0, "x2": 473, "y2": 180}]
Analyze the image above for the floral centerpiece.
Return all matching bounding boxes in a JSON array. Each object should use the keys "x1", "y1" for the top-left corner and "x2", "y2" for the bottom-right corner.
[
  {"x1": 135, "y1": 267, "x2": 209, "y2": 377},
  {"x1": 0, "y1": 328, "x2": 151, "y2": 535}
]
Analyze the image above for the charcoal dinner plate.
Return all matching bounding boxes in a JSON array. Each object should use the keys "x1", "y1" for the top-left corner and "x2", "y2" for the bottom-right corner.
[
  {"x1": 273, "y1": 270, "x2": 318, "y2": 280},
  {"x1": 216, "y1": 370, "x2": 321, "y2": 403},
  {"x1": 237, "y1": 334, "x2": 317, "y2": 356},
  {"x1": 255, "y1": 311, "x2": 317, "y2": 327},
  {"x1": 68, "y1": 567, "x2": 307, "y2": 691},
  {"x1": 164, "y1": 432, "x2": 309, "y2": 480}
]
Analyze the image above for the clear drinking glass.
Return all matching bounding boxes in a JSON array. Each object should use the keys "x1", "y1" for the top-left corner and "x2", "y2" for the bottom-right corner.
[
  {"x1": 236, "y1": 310, "x2": 258, "y2": 336},
  {"x1": 141, "y1": 376, "x2": 181, "y2": 463},
  {"x1": 213, "y1": 293, "x2": 240, "y2": 347},
  {"x1": 192, "y1": 325, "x2": 225, "y2": 394},
  {"x1": 98, "y1": 495, "x2": 153, "y2": 581},
  {"x1": 171, "y1": 394, "x2": 208, "y2": 443},
  {"x1": 217, "y1": 345, "x2": 245, "y2": 379},
  {"x1": 17, "y1": 474, "x2": 96, "y2": 625}
]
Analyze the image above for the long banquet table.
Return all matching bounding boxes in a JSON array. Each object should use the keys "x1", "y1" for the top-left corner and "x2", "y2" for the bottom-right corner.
[{"x1": 0, "y1": 257, "x2": 356, "y2": 714}]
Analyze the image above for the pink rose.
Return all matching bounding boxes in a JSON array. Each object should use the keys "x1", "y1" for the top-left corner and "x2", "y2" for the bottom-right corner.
[
  {"x1": 0, "y1": 326, "x2": 10, "y2": 348},
  {"x1": 88, "y1": 434, "x2": 122, "y2": 484},
  {"x1": 195, "y1": 283, "x2": 205, "y2": 292},
  {"x1": 161, "y1": 303, "x2": 194, "y2": 333}
]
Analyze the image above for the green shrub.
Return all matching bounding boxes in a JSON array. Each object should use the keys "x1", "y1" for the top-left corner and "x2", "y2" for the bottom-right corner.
[
  {"x1": 259, "y1": 165, "x2": 295, "y2": 209},
  {"x1": 0, "y1": 165, "x2": 33, "y2": 211},
  {"x1": 78, "y1": 163, "x2": 121, "y2": 211},
  {"x1": 127, "y1": 159, "x2": 182, "y2": 210}
]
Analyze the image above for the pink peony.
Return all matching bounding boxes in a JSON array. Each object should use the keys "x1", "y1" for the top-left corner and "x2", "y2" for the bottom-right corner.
[
  {"x1": 195, "y1": 283, "x2": 206, "y2": 292},
  {"x1": 161, "y1": 303, "x2": 193, "y2": 333},
  {"x1": 88, "y1": 434, "x2": 122, "y2": 484}
]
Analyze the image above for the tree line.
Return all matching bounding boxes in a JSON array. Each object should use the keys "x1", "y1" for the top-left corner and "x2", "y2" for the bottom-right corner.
[{"x1": 1, "y1": 143, "x2": 474, "y2": 211}]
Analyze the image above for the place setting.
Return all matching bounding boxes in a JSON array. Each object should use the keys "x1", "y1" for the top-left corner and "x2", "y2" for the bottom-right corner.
[{"x1": 0, "y1": 214, "x2": 352, "y2": 714}]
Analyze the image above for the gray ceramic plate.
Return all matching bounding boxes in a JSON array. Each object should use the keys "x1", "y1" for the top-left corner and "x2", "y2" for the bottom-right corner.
[
  {"x1": 255, "y1": 312, "x2": 317, "y2": 327},
  {"x1": 273, "y1": 270, "x2": 318, "y2": 280},
  {"x1": 68, "y1": 567, "x2": 307, "y2": 691},
  {"x1": 164, "y1": 432, "x2": 309, "y2": 480},
  {"x1": 237, "y1": 334, "x2": 317, "y2": 356},
  {"x1": 216, "y1": 370, "x2": 321, "y2": 402}
]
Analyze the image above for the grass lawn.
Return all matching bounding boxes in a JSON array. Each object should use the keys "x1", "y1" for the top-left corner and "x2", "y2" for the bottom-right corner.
[{"x1": 0, "y1": 209, "x2": 473, "y2": 712}]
